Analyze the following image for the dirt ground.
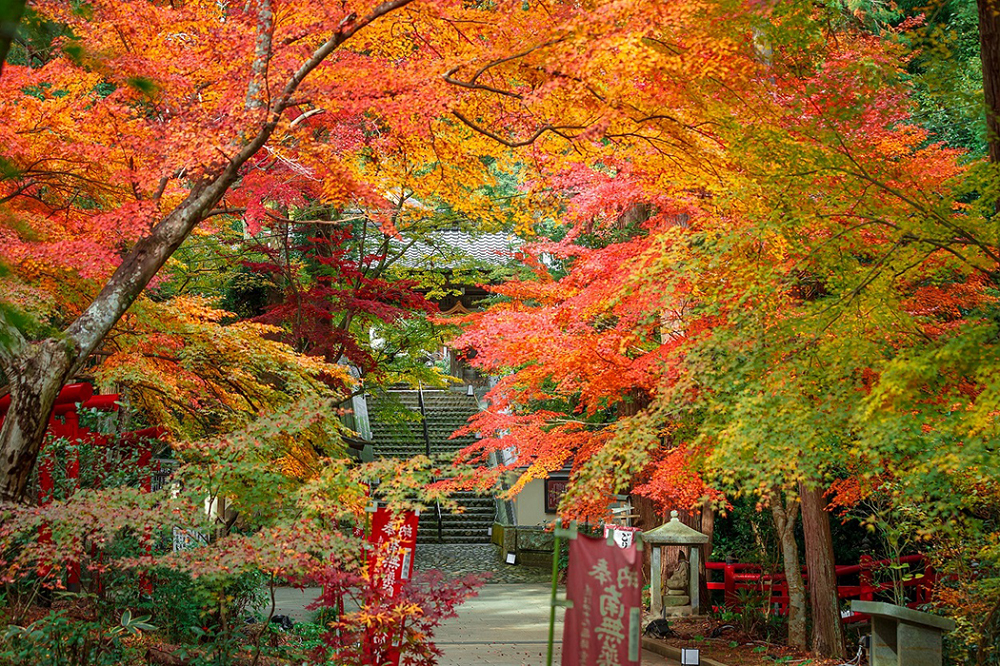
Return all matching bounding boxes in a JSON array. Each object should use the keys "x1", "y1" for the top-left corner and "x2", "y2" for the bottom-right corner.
[{"x1": 656, "y1": 616, "x2": 855, "y2": 666}]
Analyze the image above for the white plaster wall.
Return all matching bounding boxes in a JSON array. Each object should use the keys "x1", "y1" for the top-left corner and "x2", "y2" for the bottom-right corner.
[{"x1": 514, "y1": 478, "x2": 558, "y2": 526}]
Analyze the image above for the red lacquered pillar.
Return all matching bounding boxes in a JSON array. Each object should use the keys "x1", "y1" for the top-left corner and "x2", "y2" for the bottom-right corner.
[{"x1": 138, "y1": 444, "x2": 153, "y2": 595}]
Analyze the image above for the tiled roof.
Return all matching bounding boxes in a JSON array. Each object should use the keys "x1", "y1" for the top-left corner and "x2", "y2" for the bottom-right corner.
[
  {"x1": 384, "y1": 231, "x2": 522, "y2": 270},
  {"x1": 367, "y1": 390, "x2": 480, "y2": 458}
]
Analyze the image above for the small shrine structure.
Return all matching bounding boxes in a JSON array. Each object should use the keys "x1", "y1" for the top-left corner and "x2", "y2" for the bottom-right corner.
[{"x1": 644, "y1": 510, "x2": 709, "y2": 618}]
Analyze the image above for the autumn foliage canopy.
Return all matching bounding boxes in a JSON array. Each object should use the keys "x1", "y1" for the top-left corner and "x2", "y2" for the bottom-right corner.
[{"x1": 0, "y1": 0, "x2": 999, "y2": 661}]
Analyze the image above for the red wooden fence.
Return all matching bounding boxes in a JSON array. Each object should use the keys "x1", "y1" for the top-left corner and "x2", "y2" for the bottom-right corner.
[
  {"x1": 0, "y1": 383, "x2": 166, "y2": 592},
  {"x1": 706, "y1": 554, "x2": 934, "y2": 623}
]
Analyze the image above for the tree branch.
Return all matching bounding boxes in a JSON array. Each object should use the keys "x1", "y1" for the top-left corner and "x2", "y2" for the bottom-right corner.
[
  {"x1": 62, "y1": 0, "x2": 416, "y2": 372},
  {"x1": 452, "y1": 110, "x2": 582, "y2": 148},
  {"x1": 0, "y1": 179, "x2": 36, "y2": 205},
  {"x1": 443, "y1": 67, "x2": 523, "y2": 99},
  {"x1": 0, "y1": 307, "x2": 27, "y2": 369}
]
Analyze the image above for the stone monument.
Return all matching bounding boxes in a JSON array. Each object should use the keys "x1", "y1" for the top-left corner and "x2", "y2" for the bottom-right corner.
[
  {"x1": 643, "y1": 510, "x2": 709, "y2": 618},
  {"x1": 662, "y1": 551, "x2": 690, "y2": 611},
  {"x1": 851, "y1": 600, "x2": 955, "y2": 666}
]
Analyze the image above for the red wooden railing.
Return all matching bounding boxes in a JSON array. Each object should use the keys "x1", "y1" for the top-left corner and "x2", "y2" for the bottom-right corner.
[
  {"x1": 706, "y1": 554, "x2": 934, "y2": 623},
  {"x1": 0, "y1": 383, "x2": 166, "y2": 592}
]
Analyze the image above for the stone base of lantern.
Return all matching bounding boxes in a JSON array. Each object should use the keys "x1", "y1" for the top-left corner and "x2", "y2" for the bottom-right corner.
[{"x1": 661, "y1": 600, "x2": 695, "y2": 617}]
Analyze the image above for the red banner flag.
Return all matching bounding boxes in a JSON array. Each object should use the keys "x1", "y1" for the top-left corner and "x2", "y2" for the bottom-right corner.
[
  {"x1": 562, "y1": 534, "x2": 643, "y2": 666},
  {"x1": 367, "y1": 506, "x2": 419, "y2": 598},
  {"x1": 364, "y1": 507, "x2": 419, "y2": 666}
]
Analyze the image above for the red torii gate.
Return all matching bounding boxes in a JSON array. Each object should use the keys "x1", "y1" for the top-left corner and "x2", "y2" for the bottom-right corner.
[{"x1": 0, "y1": 383, "x2": 166, "y2": 591}]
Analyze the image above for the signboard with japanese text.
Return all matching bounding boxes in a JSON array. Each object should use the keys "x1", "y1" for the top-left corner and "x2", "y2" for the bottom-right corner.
[
  {"x1": 367, "y1": 506, "x2": 419, "y2": 599},
  {"x1": 603, "y1": 524, "x2": 641, "y2": 549},
  {"x1": 545, "y1": 477, "x2": 569, "y2": 513},
  {"x1": 562, "y1": 534, "x2": 643, "y2": 666}
]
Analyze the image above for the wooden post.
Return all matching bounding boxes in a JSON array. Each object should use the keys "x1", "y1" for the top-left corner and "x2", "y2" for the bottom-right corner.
[
  {"x1": 139, "y1": 444, "x2": 153, "y2": 595},
  {"x1": 860, "y1": 554, "x2": 874, "y2": 602},
  {"x1": 37, "y1": 444, "x2": 54, "y2": 582},
  {"x1": 65, "y1": 412, "x2": 81, "y2": 593},
  {"x1": 724, "y1": 562, "x2": 737, "y2": 608},
  {"x1": 651, "y1": 546, "x2": 663, "y2": 617},
  {"x1": 688, "y1": 546, "x2": 700, "y2": 612}
]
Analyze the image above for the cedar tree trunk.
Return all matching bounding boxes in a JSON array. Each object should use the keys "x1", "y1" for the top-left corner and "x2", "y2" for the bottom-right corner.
[{"x1": 799, "y1": 481, "x2": 845, "y2": 659}]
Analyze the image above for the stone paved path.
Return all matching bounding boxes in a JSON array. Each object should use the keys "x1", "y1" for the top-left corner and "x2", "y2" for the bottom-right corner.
[
  {"x1": 272, "y1": 544, "x2": 551, "y2": 621},
  {"x1": 274, "y1": 545, "x2": 680, "y2": 665},
  {"x1": 414, "y1": 543, "x2": 553, "y2": 584},
  {"x1": 436, "y1": 583, "x2": 680, "y2": 666}
]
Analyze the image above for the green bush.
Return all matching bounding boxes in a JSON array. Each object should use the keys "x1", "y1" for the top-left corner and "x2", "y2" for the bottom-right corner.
[{"x1": 0, "y1": 610, "x2": 130, "y2": 666}]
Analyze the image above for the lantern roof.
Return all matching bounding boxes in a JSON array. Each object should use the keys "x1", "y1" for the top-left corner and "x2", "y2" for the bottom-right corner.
[{"x1": 643, "y1": 511, "x2": 709, "y2": 545}]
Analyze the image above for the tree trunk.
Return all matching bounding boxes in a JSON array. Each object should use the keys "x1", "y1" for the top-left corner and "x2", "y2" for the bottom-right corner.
[
  {"x1": 698, "y1": 500, "x2": 715, "y2": 614},
  {"x1": 799, "y1": 481, "x2": 845, "y2": 659},
  {"x1": 979, "y1": 0, "x2": 1000, "y2": 163},
  {"x1": 0, "y1": 0, "x2": 26, "y2": 78},
  {"x1": 770, "y1": 489, "x2": 807, "y2": 651},
  {"x1": 0, "y1": 340, "x2": 74, "y2": 503}
]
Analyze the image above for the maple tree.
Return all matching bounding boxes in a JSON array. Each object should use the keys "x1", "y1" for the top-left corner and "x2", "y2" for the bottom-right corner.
[
  {"x1": 0, "y1": 392, "x2": 479, "y2": 664},
  {"x1": 0, "y1": 0, "x2": 412, "y2": 502},
  {"x1": 0, "y1": 0, "x2": 564, "y2": 503},
  {"x1": 449, "y1": 2, "x2": 1000, "y2": 660}
]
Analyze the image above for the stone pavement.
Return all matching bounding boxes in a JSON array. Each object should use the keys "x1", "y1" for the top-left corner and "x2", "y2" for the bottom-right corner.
[
  {"x1": 271, "y1": 543, "x2": 550, "y2": 621},
  {"x1": 272, "y1": 544, "x2": 680, "y2": 665},
  {"x1": 436, "y1": 583, "x2": 680, "y2": 666}
]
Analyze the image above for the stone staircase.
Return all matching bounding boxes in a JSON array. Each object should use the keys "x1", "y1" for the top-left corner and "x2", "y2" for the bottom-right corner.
[
  {"x1": 417, "y1": 491, "x2": 497, "y2": 544},
  {"x1": 367, "y1": 389, "x2": 496, "y2": 544}
]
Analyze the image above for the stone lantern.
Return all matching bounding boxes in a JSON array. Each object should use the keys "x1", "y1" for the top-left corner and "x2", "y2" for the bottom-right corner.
[{"x1": 643, "y1": 510, "x2": 709, "y2": 618}]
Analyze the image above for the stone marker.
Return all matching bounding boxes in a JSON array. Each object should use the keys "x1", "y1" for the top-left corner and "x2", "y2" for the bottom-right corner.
[
  {"x1": 851, "y1": 600, "x2": 955, "y2": 666},
  {"x1": 643, "y1": 511, "x2": 709, "y2": 618}
]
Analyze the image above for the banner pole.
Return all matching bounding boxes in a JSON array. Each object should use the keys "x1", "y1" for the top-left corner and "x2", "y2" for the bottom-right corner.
[{"x1": 546, "y1": 528, "x2": 560, "y2": 666}]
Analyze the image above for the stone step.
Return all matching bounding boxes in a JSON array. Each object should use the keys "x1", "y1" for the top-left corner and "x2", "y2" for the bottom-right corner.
[
  {"x1": 418, "y1": 523, "x2": 492, "y2": 534},
  {"x1": 416, "y1": 536, "x2": 491, "y2": 545},
  {"x1": 451, "y1": 502, "x2": 495, "y2": 511},
  {"x1": 417, "y1": 528, "x2": 493, "y2": 541},
  {"x1": 420, "y1": 512, "x2": 495, "y2": 524},
  {"x1": 417, "y1": 529, "x2": 492, "y2": 538},
  {"x1": 374, "y1": 448, "x2": 468, "y2": 457},
  {"x1": 419, "y1": 517, "x2": 493, "y2": 529},
  {"x1": 418, "y1": 496, "x2": 495, "y2": 544},
  {"x1": 434, "y1": 509, "x2": 495, "y2": 518},
  {"x1": 430, "y1": 500, "x2": 496, "y2": 510}
]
